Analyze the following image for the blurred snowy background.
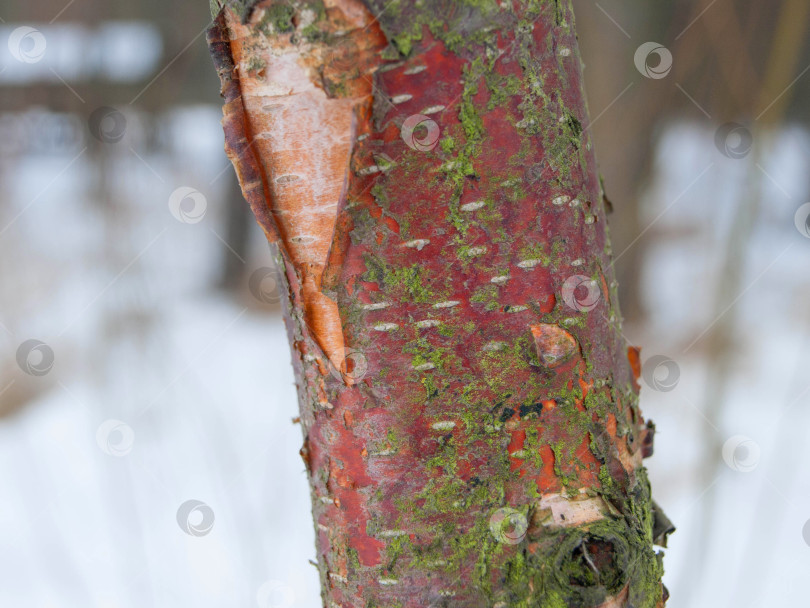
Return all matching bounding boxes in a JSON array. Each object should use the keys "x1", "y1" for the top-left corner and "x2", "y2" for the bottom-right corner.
[{"x1": 1, "y1": 1, "x2": 809, "y2": 607}]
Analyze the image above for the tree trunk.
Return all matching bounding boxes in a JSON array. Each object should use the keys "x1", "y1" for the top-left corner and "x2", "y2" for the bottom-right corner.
[{"x1": 207, "y1": 1, "x2": 671, "y2": 606}]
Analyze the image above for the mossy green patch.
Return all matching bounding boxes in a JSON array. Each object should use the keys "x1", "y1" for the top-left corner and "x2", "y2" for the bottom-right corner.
[
  {"x1": 258, "y1": 1, "x2": 296, "y2": 33},
  {"x1": 362, "y1": 255, "x2": 443, "y2": 304},
  {"x1": 471, "y1": 284, "x2": 501, "y2": 311},
  {"x1": 477, "y1": 335, "x2": 540, "y2": 394}
]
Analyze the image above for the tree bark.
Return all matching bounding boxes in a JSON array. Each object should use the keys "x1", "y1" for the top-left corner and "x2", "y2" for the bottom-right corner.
[{"x1": 207, "y1": 1, "x2": 670, "y2": 606}]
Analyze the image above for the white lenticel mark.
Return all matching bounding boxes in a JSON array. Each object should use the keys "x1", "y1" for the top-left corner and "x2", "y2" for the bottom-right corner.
[
  {"x1": 413, "y1": 362, "x2": 436, "y2": 371},
  {"x1": 506, "y1": 305, "x2": 528, "y2": 313},
  {"x1": 461, "y1": 201, "x2": 486, "y2": 211},
  {"x1": 517, "y1": 259, "x2": 543, "y2": 268},
  {"x1": 373, "y1": 322, "x2": 399, "y2": 331},
  {"x1": 362, "y1": 302, "x2": 392, "y2": 310},
  {"x1": 404, "y1": 239, "x2": 430, "y2": 250},
  {"x1": 422, "y1": 105, "x2": 445, "y2": 114}
]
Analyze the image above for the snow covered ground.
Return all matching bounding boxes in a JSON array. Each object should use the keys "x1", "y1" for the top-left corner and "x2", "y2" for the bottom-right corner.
[
  {"x1": 626, "y1": 122, "x2": 810, "y2": 607},
  {"x1": 0, "y1": 108, "x2": 808, "y2": 607}
]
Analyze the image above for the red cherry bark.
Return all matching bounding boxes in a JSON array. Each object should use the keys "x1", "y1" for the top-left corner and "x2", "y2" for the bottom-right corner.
[{"x1": 208, "y1": 1, "x2": 669, "y2": 606}]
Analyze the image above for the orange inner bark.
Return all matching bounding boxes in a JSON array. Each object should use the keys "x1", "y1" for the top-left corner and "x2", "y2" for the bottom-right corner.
[{"x1": 224, "y1": 0, "x2": 384, "y2": 370}]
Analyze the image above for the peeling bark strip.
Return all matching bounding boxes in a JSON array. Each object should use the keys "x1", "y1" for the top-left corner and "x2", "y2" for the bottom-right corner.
[
  {"x1": 208, "y1": 1, "x2": 670, "y2": 606},
  {"x1": 209, "y1": 0, "x2": 387, "y2": 367}
]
